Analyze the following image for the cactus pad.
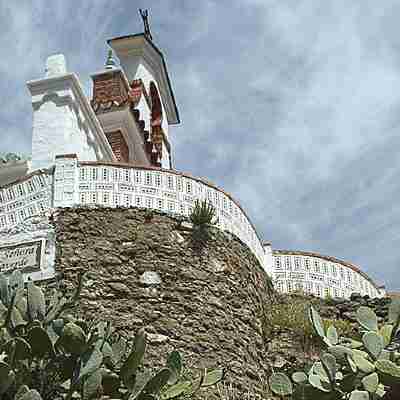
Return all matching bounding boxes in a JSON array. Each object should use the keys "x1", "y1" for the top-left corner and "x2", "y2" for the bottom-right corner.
[
  {"x1": 349, "y1": 391, "x2": 369, "y2": 400},
  {"x1": 309, "y1": 306, "x2": 325, "y2": 339},
  {"x1": 326, "y1": 325, "x2": 338, "y2": 346},
  {"x1": 389, "y1": 298, "x2": 400, "y2": 324},
  {"x1": 362, "y1": 331, "x2": 384, "y2": 360},
  {"x1": 269, "y1": 373, "x2": 293, "y2": 396},
  {"x1": 356, "y1": 307, "x2": 378, "y2": 332},
  {"x1": 361, "y1": 372, "x2": 379, "y2": 393}
]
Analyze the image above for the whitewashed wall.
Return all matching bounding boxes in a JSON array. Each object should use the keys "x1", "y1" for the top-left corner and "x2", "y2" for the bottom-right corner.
[
  {"x1": 0, "y1": 157, "x2": 385, "y2": 297},
  {"x1": 0, "y1": 172, "x2": 53, "y2": 230},
  {"x1": 271, "y1": 253, "x2": 384, "y2": 298},
  {"x1": 0, "y1": 171, "x2": 55, "y2": 280}
]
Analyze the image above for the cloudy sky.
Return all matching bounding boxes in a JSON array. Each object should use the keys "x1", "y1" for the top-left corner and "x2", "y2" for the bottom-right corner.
[{"x1": 1, "y1": 1, "x2": 400, "y2": 289}]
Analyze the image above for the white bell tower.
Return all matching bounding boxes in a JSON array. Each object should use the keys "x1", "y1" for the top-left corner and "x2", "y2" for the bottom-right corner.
[{"x1": 91, "y1": 10, "x2": 180, "y2": 169}]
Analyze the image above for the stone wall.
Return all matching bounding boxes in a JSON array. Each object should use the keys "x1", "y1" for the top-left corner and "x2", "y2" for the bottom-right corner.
[{"x1": 54, "y1": 207, "x2": 273, "y2": 397}]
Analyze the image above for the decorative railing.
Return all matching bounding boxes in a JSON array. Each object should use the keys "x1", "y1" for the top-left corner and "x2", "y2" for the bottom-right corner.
[
  {"x1": 272, "y1": 253, "x2": 384, "y2": 298},
  {"x1": 53, "y1": 155, "x2": 268, "y2": 269},
  {"x1": 0, "y1": 155, "x2": 387, "y2": 295},
  {"x1": 0, "y1": 171, "x2": 53, "y2": 231}
]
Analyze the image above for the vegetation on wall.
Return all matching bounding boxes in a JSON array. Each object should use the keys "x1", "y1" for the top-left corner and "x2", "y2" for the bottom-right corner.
[
  {"x1": 269, "y1": 300, "x2": 400, "y2": 399},
  {"x1": 189, "y1": 200, "x2": 217, "y2": 244},
  {"x1": 263, "y1": 295, "x2": 356, "y2": 354}
]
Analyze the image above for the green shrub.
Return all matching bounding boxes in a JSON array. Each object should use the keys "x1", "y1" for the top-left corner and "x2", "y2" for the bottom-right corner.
[
  {"x1": 0, "y1": 271, "x2": 224, "y2": 400},
  {"x1": 263, "y1": 297, "x2": 357, "y2": 354},
  {"x1": 323, "y1": 318, "x2": 356, "y2": 341},
  {"x1": 263, "y1": 296, "x2": 315, "y2": 351}
]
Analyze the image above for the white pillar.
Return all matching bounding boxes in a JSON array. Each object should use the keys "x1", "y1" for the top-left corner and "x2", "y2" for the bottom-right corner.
[
  {"x1": 53, "y1": 154, "x2": 79, "y2": 208},
  {"x1": 263, "y1": 242, "x2": 274, "y2": 275}
]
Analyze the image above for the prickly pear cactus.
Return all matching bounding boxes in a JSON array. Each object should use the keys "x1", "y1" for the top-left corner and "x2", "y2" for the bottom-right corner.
[{"x1": 269, "y1": 300, "x2": 400, "y2": 399}]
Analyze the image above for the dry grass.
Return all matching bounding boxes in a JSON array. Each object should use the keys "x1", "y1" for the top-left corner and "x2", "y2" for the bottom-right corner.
[{"x1": 262, "y1": 294, "x2": 356, "y2": 352}]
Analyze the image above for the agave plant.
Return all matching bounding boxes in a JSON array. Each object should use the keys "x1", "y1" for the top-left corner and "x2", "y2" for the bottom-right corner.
[
  {"x1": 269, "y1": 299, "x2": 400, "y2": 399},
  {"x1": 0, "y1": 271, "x2": 224, "y2": 400},
  {"x1": 189, "y1": 200, "x2": 217, "y2": 228},
  {"x1": 188, "y1": 200, "x2": 217, "y2": 245}
]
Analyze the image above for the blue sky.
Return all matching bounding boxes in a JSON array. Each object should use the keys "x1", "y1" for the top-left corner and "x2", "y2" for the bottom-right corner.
[{"x1": 1, "y1": 1, "x2": 400, "y2": 289}]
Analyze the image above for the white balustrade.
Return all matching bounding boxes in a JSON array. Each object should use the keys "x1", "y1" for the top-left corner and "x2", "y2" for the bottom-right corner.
[
  {"x1": 272, "y1": 253, "x2": 384, "y2": 298},
  {"x1": 0, "y1": 172, "x2": 53, "y2": 230},
  {"x1": 0, "y1": 155, "x2": 386, "y2": 297},
  {"x1": 51, "y1": 155, "x2": 266, "y2": 269}
]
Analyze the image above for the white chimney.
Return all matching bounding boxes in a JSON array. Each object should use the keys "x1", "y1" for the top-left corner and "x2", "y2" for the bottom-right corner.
[{"x1": 27, "y1": 54, "x2": 114, "y2": 171}]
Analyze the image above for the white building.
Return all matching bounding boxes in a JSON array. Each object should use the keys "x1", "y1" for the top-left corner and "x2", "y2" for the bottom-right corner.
[{"x1": 0, "y1": 15, "x2": 386, "y2": 298}]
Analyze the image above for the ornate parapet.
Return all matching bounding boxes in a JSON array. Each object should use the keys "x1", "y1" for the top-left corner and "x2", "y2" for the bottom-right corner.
[
  {"x1": 53, "y1": 155, "x2": 268, "y2": 270},
  {"x1": 271, "y1": 250, "x2": 385, "y2": 299},
  {"x1": 0, "y1": 155, "x2": 270, "y2": 276},
  {"x1": 0, "y1": 170, "x2": 53, "y2": 230},
  {"x1": 0, "y1": 155, "x2": 387, "y2": 297}
]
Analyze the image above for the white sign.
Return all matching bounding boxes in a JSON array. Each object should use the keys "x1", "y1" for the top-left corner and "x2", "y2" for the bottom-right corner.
[{"x1": 0, "y1": 239, "x2": 45, "y2": 274}]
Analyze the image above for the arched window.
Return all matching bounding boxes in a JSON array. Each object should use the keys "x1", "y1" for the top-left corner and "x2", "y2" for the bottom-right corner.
[
  {"x1": 149, "y1": 82, "x2": 163, "y2": 165},
  {"x1": 150, "y1": 82, "x2": 163, "y2": 127}
]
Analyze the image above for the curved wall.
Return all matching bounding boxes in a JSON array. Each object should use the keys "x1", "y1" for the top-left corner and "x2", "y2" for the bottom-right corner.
[
  {"x1": 55, "y1": 207, "x2": 272, "y2": 396},
  {"x1": 0, "y1": 157, "x2": 385, "y2": 300},
  {"x1": 53, "y1": 155, "x2": 267, "y2": 269},
  {"x1": 271, "y1": 250, "x2": 384, "y2": 298}
]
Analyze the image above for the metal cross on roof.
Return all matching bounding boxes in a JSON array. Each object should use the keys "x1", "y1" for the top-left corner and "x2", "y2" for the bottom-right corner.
[{"x1": 139, "y1": 9, "x2": 153, "y2": 41}]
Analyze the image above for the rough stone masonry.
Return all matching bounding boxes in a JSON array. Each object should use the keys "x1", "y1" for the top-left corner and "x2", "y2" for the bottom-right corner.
[{"x1": 53, "y1": 207, "x2": 273, "y2": 396}]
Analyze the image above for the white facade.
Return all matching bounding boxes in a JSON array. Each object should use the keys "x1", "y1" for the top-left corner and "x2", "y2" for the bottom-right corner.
[
  {"x1": 27, "y1": 55, "x2": 115, "y2": 172},
  {"x1": 270, "y1": 251, "x2": 385, "y2": 299}
]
